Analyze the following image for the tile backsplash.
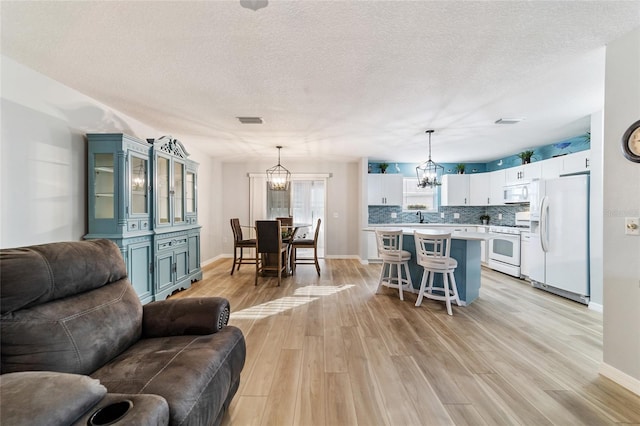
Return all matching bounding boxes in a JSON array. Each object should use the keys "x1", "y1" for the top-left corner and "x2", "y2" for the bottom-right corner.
[{"x1": 368, "y1": 204, "x2": 529, "y2": 226}]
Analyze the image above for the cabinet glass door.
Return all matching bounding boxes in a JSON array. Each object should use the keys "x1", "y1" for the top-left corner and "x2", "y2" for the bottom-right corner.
[
  {"x1": 157, "y1": 156, "x2": 170, "y2": 224},
  {"x1": 186, "y1": 171, "x2": 196, "y2": 214},
  {"x1": 130, "y1": 155, "x2": 148, "y2": 215},
  {"x1": 94, "y1": 153, "x2": 114, "y2": 219},
  {"x1": 174, "y1": 161, "x2": 185, "y2": 223}
]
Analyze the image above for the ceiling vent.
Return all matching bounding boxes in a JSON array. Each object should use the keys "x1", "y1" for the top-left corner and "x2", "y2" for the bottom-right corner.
[
  {"x1": 495, "y1": 118, "x2": 524, "y2": 124},
  {"x1": 237, "y1": 116, "x2": 264, "y2": 124}
]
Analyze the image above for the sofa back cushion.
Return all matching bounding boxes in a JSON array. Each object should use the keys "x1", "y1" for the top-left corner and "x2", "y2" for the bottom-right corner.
[
  {"x1": 1, "y1": 240, "x2": 143, "y2": 374},
  {"x1": 0, "y1": 239, "x2": 128, "y2": 315}
]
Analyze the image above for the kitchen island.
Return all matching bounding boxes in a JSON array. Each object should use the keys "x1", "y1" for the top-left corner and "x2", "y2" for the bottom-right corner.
[{"x1": 365, "y1": 227, "x2": 488, "y2": 305}]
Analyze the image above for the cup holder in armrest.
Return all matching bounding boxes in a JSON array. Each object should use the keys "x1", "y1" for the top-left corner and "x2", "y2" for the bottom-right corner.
[{"x1": 88, "y1": 400, "x2": 133, "y2": 425}]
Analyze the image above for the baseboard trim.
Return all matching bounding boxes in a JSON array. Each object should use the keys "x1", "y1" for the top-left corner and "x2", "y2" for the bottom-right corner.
[
  {"x1": 599, "y1": 362, "x2": 640, "y2": 396},
  {"x1": 324, "y1": 255, "x2": 361, "y2": 260},
  {"x1": 588, "y1": 301, "x2": 603, "y2": 312},
  {"x1": 201, "y1": 254, "x2": 228, "y2": 267}
]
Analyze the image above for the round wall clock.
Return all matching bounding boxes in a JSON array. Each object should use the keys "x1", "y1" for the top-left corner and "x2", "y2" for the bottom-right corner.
[{"x1": 621, "y1": 119, "x2": 640, "y2": 163}]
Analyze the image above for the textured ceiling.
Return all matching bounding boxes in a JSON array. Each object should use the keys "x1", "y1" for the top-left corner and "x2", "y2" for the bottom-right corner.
[{"x1": 2, "y1": 1, "x2": 639, "y2": 163}]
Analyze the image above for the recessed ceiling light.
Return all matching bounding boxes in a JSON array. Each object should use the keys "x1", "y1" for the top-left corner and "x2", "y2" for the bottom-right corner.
[
  {"x1": 237, "y1": 117, "x2": 264, "y2": 124},
  {"x1": 495, "y1": 118, "x2": 524, "y2": 124}
]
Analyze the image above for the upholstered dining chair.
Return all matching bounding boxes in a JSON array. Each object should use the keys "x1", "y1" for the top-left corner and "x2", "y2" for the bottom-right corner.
[
  {"x1": 255, "y1": 220, "x2": 289, "y2": 286},
  {"x1": 230, "y1": 218, "x2": 257, "y2": 275},
  {"x1": 291, "y1": 218, "x2": 321, "y2": 276}
]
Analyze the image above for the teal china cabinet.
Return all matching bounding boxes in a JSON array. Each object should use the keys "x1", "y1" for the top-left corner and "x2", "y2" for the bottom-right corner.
[
  {"x1": 85, "y1": 133, "x2": 201, "y2": 304},
  {"x1": 150, "y1": 136, "x2": 201, "y2": 301}
]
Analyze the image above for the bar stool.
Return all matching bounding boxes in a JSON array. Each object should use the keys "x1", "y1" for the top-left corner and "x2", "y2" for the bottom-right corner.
[
  {"x1": 374, "y1": 229, "x2": 413, "y2": 301},
  {"x1": 413, "y1": 230, "x2": 461, "y2": 315}
]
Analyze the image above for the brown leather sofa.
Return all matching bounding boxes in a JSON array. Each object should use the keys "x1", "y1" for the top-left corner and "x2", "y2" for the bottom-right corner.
[{"x1": 0, "y1": 239, "x2": 246, "y2": 426}]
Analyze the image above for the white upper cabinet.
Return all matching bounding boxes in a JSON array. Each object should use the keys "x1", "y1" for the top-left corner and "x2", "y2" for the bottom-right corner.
[
  {"x1": 489, "y1": 169, "x2": 506, "y2": 206},
  {"x1": 562, "y1": 150, "x2": 590, "y2": 175},
  {"x1": 469, "y1": 173, "x2": 491, "y2": 206},
  {"x1": 541, "y1": 150, "x2": 590, "y2": 179},
  {"x1": 504, "y1": 162, "x2": 542, "y2": 184},
  {"x1": 367, "y1": 174, "x2": 403, "y2": 205},
  {"x1": 541, "y1": 156, "x2": 564, "y2": 179},
  {"x1": 441, "y1": 174, "x2": 470, "y2": 206}
]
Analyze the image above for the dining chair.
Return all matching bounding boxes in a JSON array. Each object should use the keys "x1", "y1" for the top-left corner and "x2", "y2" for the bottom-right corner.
[
  {"x1": 255, "y1": 220, "x2": 289, "y2": 286},
  {"x1": 374, "y1": 229, "x2": 413, "y2": 301},
  {"x1": 276, "y1": 216, "x2": 294, "y2": 240},
  {"x1": 413, "y1": 230, "x2": 461, "y2": 315},
  {"x1": 230, "y1": 218, "x2": 257, "y2": 275},
  {"x1": 275, "y1": 216, "x2": 293, "y2": 227},
  {"x1": 291, "y1": 218, "x2": 321, "y2": 276}
]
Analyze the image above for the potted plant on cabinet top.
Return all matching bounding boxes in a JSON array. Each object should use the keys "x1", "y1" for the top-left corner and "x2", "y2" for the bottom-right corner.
[
  {"x1": 517, "y1": 150, "x2": 535, "y2": 164},
  {"x1": 480, "y1": 214, "x2": 490, "y2": 225},
  {"x1": 379, "y1": 162, "x2": 389, "y2": 173},
  {"x1": 455, "y1": 163, "x2": 466, "y2": 174}
]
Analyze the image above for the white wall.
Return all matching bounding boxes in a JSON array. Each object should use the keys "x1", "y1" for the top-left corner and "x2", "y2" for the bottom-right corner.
[
  {"x1": 0, "y1": 56, "x2": 217, "y2": 262},
  {"x1": 219, "y1": 160, "x2": 360, "y2": 258},
  {"x1": 589, "y1": 110, "x2": 604, "y2": 309},
  {"x1": 601, "y1": 27, "x2": 640, "y2": 394}
]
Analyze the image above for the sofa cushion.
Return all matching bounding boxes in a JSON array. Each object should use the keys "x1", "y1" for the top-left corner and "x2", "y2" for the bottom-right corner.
[
  {"x1": 92, "y1": 326, "x2": 246, "y2": 426},
  {"x1": 0, "y1": 239, "x2": 127, "y2": 315},
  {"x1": 0, "y1": 371, "x2": 107, "y2": 425},
  {"x1": 1, "y1": 279, "x2": 142, "y2": 375}
]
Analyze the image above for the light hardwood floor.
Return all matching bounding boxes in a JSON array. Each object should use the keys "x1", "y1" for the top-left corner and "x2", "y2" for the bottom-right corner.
[{"x1": 172, "y1": 259, "x2": 640, "y2": 426}]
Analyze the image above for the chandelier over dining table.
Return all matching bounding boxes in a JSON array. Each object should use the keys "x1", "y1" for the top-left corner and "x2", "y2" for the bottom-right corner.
[
  {"x1": 416, "y1": 129, "x2": 444, "y2": 188},
  {"x1": 266, "y1": 145, "x2": 291, "y2": 191}
]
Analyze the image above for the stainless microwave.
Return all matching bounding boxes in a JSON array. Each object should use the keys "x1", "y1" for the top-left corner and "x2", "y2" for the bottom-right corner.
[{"x1": 503, "y1": 182, "x2": 531, "y2": 204}]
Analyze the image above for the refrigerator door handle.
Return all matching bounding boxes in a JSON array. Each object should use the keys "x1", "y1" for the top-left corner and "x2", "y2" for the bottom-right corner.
[{"x1": 540, "y1": 196, "x2": 549, "y2": 253}]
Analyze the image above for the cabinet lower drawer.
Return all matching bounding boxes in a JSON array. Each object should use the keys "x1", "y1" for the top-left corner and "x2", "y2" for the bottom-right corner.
[{"x1": 156, "y1": 237, "x2": 188, "y2": 251}]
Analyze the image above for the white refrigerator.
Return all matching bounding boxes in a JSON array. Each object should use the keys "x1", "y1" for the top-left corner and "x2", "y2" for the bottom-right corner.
[{"x1": 528, "y1": 175, "x2": 590, "y2": 304}]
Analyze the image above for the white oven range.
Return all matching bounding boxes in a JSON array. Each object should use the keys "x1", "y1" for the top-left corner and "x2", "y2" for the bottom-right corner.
[{"x1": 487, "y1": 226, "x2": 524, "y2": 278}]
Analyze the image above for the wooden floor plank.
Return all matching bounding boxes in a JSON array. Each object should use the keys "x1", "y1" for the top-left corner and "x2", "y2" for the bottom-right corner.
[
  {"x1": 171, "y1": 259, "x2": 640, "y2": 426},
  {"x1": 293, "y1": 336, "x2": 326, "y2": 426},
  {"x1": 260, "y1": 348, "x2": 302, "y2": 426},
  {"x1": 325, "y1": 372, "x2": 358, "y2": 426}
]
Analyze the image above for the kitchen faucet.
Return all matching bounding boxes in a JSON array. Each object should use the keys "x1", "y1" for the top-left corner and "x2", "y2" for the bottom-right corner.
[{"x1": 416, "y1": 211, "x2": 424, "y2": 223}]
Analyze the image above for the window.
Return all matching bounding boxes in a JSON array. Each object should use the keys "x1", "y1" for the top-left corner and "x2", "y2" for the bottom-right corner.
[
  {"x1": 266, "y1": 185, "x2": 290, "y2": 219},
  {"x1": 403, "y1": 178, "x2": 437, "y2": 212}
]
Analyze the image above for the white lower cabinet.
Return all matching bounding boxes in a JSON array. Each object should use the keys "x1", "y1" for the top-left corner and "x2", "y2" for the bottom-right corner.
[
  {"x1": 521, "y1": 232, "x2": 531, "y2": 278},
  {"x1": 367, "y1": 232, "x2": 380, "y2": 260}
]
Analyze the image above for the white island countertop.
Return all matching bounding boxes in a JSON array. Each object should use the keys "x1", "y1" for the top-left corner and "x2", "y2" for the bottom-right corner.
[{"x1": 363, "y1": 226, "x2": 490, "y2": 241}]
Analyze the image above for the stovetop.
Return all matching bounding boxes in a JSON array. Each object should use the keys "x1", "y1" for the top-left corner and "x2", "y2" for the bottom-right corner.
[{"x1": 489, "y1": 225, "x2": 530, "y2": 234}]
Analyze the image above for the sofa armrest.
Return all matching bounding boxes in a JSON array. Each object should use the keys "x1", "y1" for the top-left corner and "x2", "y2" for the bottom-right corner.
[
  {"x1": 142, "y1": 297, "x2": 231, "y2": 338},
  {"x1": 0, "y1": 371, "x2": 106, "y2": 425}
]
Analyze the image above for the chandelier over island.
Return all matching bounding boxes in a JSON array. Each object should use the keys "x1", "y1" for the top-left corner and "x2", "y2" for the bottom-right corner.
[
  {"x1": 266, "y1": 145, "x2": 291, "y2": 191},
  {"x1": 416, "y1": 129, "x2": 444, "y2": 188}
]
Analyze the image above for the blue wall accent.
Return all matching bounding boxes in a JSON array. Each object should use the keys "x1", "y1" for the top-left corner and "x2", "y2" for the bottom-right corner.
[
  {"x1": 369, "y1": 133, "x2": 591, "y2": 175},
  {"x1": 367, "y1": 133, "x2": 588, "y2": 226}
]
